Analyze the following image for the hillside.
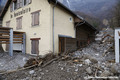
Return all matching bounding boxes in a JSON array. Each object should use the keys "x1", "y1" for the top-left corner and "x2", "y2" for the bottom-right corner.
[{"x1": 59, "y1": 0, "x2": 117, "y2": 27}]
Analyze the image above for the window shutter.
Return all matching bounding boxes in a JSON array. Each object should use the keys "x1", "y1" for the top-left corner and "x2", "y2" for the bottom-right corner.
[{"x1": 20, "y1": 0, "x2": 23, "y2": 7}]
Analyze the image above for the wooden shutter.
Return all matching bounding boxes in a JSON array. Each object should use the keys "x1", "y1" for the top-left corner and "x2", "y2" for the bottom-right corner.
[
  {"x1": 20, "y1": 0, "x2": 23, "y2": 7},
  {"x1": 32, "y1": 14, "x2": 34, "y2": 26},
  {"x1": 16, "y1": 17, "x2": 22, "y2": 29},
  {"x1": 31, "y1": 39, "x2": 39, "y2": 54},
  {"x1": 17, "y1": 0, "x2": 20, "y2": 8},
  {"x1": 6, "y1": 21, "x2": 10, "y2": 27},
  {"x1": 35, "y1": 13, "x2": 39, "y2": 25}
]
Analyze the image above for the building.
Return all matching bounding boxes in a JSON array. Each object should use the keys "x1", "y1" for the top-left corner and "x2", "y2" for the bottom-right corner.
[{"x1": 0, "y1": 0, "x2": 97, "y2": 55}]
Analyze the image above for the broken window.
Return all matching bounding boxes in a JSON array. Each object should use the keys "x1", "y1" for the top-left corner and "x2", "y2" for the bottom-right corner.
[
  {"x1": 31, "y1": 10, "x2": 40, "y2": 26},
  {"x1": 16, "y1": 17, "x2": 22, "y2": 30}
]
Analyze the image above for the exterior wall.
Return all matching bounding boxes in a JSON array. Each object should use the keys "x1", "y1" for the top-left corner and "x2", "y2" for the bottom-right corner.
[
  {"x1": 50, "y1": 5, "x2": 75, "y2": 53},
  {"x1": 2, "y1": 0, "x2": 76, "y2": 55},
  {"x1": 2, "y1": 0, "x2": 52, "y2": 55}
]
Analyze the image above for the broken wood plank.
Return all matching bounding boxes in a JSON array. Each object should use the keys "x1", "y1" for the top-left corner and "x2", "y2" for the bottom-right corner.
[{"x1": 42, "y1": 57, "x2": 60, "y2": 68}]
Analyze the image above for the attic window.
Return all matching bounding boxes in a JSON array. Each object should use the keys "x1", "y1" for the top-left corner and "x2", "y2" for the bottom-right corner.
[
  {"x1": 10, "y1": 0, "x2": 32, "y2": 11},
  {"x1": 70, "y1": 17, "x2": 73, "y2": 22}
]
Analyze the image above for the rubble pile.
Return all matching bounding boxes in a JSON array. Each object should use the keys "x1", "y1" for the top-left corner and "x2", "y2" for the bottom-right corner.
[
  {"x1": 1, "y1": 28, "x2": 120, "y2": 80},
  {"x1": 68, "y1": 28, "x2": 119, "y2": 78}
]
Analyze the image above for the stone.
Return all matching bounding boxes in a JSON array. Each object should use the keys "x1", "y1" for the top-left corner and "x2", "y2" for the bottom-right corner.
[
  {"x1": 86, "y1": 67, "x2": 92, "y2": 74},
  {"x1": 84, "y1": 59, "x2": 91, "y2": 65},
  {"x1": 75, "y1": 68, "x2": 78, "y2": 72},
  {"x1": 90, "y1": 57, "x2": 98, "y2": 63},
  {"x1": 29, "y1": 70, "x2": 35, "y2": 75},
  {"x1": 110, "y1": 64, "x2": 118, "y2": 74},
  {"x1": 100, "y1": 70, "x2": 111, "y2": 77},
  {"x1": 46, "y1": 70, "x2": 49, "y2": 72}
]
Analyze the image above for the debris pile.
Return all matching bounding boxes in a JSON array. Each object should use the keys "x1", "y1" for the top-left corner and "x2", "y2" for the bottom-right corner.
[{"x1": 1, "y1": 28, "x2": 120, "y2": 80}]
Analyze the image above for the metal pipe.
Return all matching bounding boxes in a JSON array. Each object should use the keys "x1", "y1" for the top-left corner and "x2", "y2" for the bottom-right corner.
[{"x1": 53, "y1": 0, "x2": 58, "y2": 54}]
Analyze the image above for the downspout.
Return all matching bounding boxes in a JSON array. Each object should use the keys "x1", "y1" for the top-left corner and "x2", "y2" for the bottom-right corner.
[{"x1": 53, "y1": 0, "x2": 58, "y2": 54}]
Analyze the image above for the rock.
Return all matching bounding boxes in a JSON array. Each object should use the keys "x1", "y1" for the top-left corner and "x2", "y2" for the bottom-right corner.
[
  {"x1": 90, "y1": 57, "x2": 98, "y2": 63},
  {"x1": 75, "y1": 68, "x2": 78, "y2": 72},
  {"x1": 29, "y1": 70, "x2": 35, "y2": 75},
  {"x1": 84, "y1": 59, "x2": 91, "y2": 65},
  {"x1": 86, "y1": 67, "x2": 92, "y2": 74},
  {"x1": 110, "y1": 64, "x2": 118, "y2": 74},
  {"x1": 46, "y1": 70, "x2": 49, "y2": 72},
  {"x1": 100, "y1": 70, "x2": 111, "y2": 77},
  {"x1": 84, "y1": 54, "x2": 98, "y2": 63}
]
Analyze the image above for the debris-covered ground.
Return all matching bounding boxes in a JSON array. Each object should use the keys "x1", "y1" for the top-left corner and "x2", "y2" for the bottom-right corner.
[{"x1": 0, "y1": 28, "x2": 120, "y2": 80}]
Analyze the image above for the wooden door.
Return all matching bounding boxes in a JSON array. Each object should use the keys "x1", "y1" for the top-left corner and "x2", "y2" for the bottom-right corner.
[
  {"x1": 59, "y1": 37, "x2": 65, "y2": 53},
  {"x1": 31, "y1": 39, "x2": 39, "y2": 54}
]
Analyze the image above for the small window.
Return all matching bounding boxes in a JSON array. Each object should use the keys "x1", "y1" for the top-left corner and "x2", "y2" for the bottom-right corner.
[
  {"x1": 31, "y1": 10, "x2": 40, "y2": 26},
  {"x1": 6, "y1": 21, "x2": 10, "y2": 27},
  {"x1": 16, "y1": 17, "x2": 22, "y2": 30},
  {"x1": 70, "y1": 17, "x2": 73, "y2": 22},
  {"x1": 24, "y1": 0, "x2": 27, "y2": 5}
]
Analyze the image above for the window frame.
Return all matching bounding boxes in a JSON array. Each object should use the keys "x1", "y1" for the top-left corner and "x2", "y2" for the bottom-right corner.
[
  {"x1": 31, "y1": 10, "x2": 41, "y2": 27},
  {"x1": 16, "y1": 16, "x2": 23, "y2": 30}
]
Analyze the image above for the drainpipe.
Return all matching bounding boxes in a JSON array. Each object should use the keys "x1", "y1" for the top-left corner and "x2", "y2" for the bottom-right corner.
[{"x1": 53, "y1": 0, "x2": 58, "y2": 54}]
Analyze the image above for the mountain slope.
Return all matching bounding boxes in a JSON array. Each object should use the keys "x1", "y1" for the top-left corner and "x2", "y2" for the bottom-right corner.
[{"x1": 59, "y1": 0, "x2": 117, "y2": 20}]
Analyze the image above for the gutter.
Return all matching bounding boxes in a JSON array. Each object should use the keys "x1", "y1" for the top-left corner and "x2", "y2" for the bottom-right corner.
[{"x1": 53, "y1": 0, "x2": 58, "y2": 54}]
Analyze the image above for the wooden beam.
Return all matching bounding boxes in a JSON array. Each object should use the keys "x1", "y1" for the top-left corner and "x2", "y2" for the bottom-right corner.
[
  {"x1": 13, "y1": 39, "x2": 23, "y2": 41},
  {"x1": 0, "y1": 33, "x2": 9, "y2": 35},
  {"x1": 0, "y1": 36, "x2": 10, "y2": 38},
  {"x1": 13, "y1": 37, "x2": 23, "y2": 38},
  {"x1": 0, "y1": 42, "x2": 9, "y2": 44},
  {"x1": 13, "y1": 42, "x2": 23, "y2": 44},
  {"x1": 75, "y1": 17, "x2": 83, "y2": 23},
  {"x1": 13, "y1": 34, "x2": 23, "y2": 36},
  {"x1": 0, "y1": 30, "x2": 10, "y2": 32},
  {"x1": 0, "y1": 39, "x2": 9, "y2": 41}
]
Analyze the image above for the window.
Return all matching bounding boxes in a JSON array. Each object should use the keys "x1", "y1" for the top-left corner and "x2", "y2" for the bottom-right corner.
[
  {"x1": 70, "y1": 17, "x2": 73, "y2": 22},
  {"x1": 10, "y1": 0, "x2": 32, "y2": 11},
  {"x1": 6, "y1": 21, "x2": 10, "y2": 27},
  {"x1": 31, "y1": 10, "x2": 40, "y2": 26},
  {"x1": 16, "y1": 17, "x2": 22, "y2": 30}
]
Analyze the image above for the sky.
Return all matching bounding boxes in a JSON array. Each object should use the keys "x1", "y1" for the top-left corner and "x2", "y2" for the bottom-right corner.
[{"x1": 0, "y1": 0, "x2": 7, "y2": 6}]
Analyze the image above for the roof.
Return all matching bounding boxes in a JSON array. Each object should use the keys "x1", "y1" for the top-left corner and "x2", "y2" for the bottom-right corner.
[
  {"x1": 0, "y1": 0, "x2": 11, "y2": 20},
  {"x1": 0, "y1": 0, "x2": 97, "y2": 31},
  {"x1": 48, "y1": 0, "x2": 97, "y2": 31}
]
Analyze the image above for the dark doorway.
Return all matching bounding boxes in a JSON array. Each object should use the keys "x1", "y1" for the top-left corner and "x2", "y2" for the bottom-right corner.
[
  {"x1": 59, "y1": 37, "x2": 65, "y2": 53},
  {"x1": 31, "y1": 38, "x2": 40, "y2": 54}
]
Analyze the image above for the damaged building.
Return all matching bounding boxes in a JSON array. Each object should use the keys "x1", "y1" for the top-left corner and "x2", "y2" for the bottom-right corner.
[{"x1": 0, "y1": 0, "x2": 97, "y2": 55}]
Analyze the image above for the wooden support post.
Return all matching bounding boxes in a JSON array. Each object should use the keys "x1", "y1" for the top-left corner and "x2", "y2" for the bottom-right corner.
[
  {"x1": 9, "y1": 29, "x2": 13, "y2": 56},
  {"x1": 22, "y1": 33, "x2": 26, "y2": 54}
]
